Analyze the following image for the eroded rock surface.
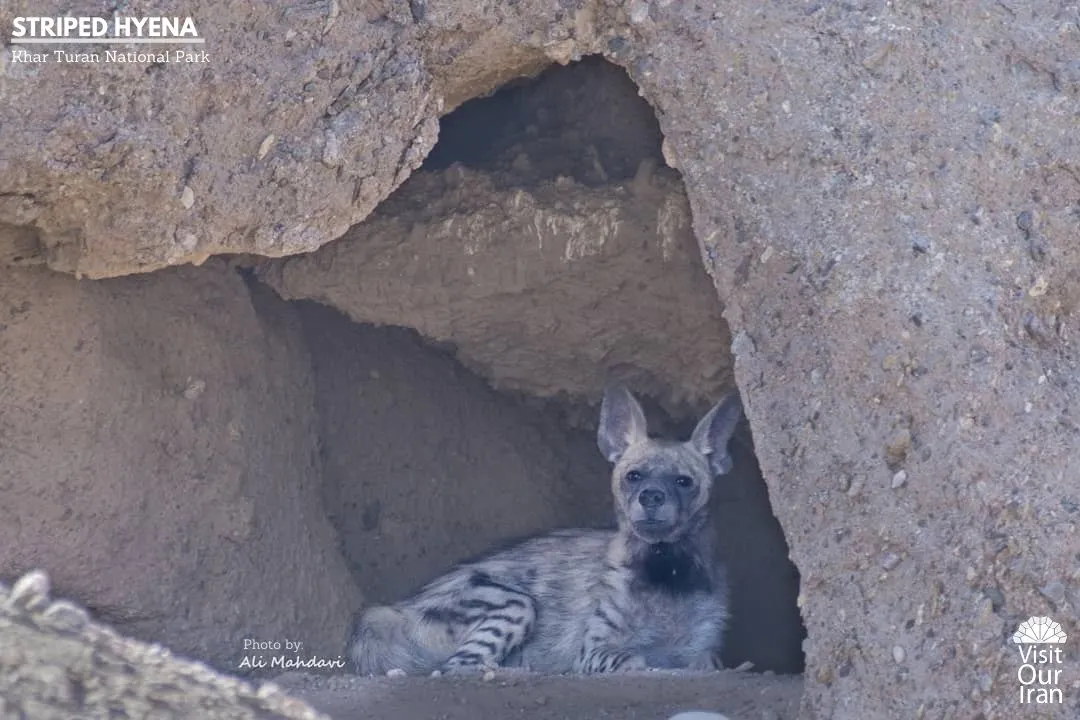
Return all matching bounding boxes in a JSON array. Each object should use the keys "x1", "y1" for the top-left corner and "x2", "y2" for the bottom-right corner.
[
  {"x1": 258, "y1": 166, "x2": 730, "y2": 411},
  {"x1": 297, "y1": 301, "x2": 612, "y2": 605},
  {"x1": 0, "y1": 570, "x2": 328, "y2": 719},
  {"x1": 0, "y1": 1, "x2": 439, "y2": 278},
  {"x1": 0, "y1": 261, "x2": 360, "y2": 672}
]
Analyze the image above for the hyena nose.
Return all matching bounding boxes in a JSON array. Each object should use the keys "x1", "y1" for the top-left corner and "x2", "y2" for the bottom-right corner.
[{"x1": 638, "y1": 488, "x2": 666, "y2": 509}]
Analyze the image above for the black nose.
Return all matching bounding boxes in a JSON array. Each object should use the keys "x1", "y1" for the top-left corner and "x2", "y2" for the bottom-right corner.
[{"x1": 638, "y1": 488, "x2": 666, "y2": 509}]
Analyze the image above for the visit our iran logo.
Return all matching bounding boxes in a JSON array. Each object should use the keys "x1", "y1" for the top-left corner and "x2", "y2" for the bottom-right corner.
[{"x1": 1013, "y1": 616, "x2": 1067, "y2": 705}]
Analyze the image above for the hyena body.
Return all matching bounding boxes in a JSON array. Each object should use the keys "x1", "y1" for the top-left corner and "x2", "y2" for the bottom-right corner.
[{"x1": 348, "y1": 384, "x2": 743, "y2": 675}]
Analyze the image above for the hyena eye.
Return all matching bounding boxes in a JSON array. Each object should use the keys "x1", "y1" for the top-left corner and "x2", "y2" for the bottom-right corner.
[
  {"x1": 625, "y1": 470, "x2": 643, "y2": 484},
  {"x1": 675, "y1": 475, "x2": 694, "y2": 489}
]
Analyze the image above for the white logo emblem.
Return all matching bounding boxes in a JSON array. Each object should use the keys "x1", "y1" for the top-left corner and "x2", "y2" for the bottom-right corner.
[
  {"x1": 1014, "y1": 616, "x2": 1067, "y2": 705},
  {"x1": 1013, "y1": 616, "x2": 1068, "y2": 645}
]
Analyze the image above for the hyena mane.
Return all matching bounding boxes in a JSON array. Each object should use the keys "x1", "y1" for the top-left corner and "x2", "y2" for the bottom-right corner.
[{"x1": 347, "y1": 383, "x2": 743, "y2": 676}]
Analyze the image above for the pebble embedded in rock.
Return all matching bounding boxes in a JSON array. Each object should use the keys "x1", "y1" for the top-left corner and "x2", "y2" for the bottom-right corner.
[
  {"x1": 983, "y1": 587, "x2": 1006, "y2": 612},
  {"x1": 1016, "y1": 210, "x2": 1033, "y2": 234},
  {"x1": 731, "y1": 330, "x2": 756, "y2": 356},
  {"x1": 1038, "y1": 580, "x2": 1066, "y2": 606},
  {"x1": 846, "y1": 476, "x2": 863, "y2": 497},
  {"x1": 892, "y1": 645, "x2": 905, "y2": 664},
  {"x1": 177, "y1": 232, "x2": 198, "y2": 252},
  {"x1": 257, "y1": 134, "x2": 276, "y2": 161},
  {"x1": 1028, "y1": 236, "x2": 1046, "y2": 261},
  {"x1": 881, "y1": 552, "x2": 902, "y2": 570},
  {"x1": 10, "y1": 569, "x2": 51, "y2": 609},
  {"x1": 891, "y1": 470, "x2": 908, "y2": 488},
  {"x1": 183, "y1": 378, "x2": 206, "y2": 400},
  {"x1": 886, "y1": 430, "x2": 912, "y2": 466},
  {"x1": 41, "y1": 599, "x2": 90, "y2": 633},
  {"x1": 322, "y1": 133, "x2": 342, "y2": 167},
  {"x1": 628, "y1": 0, "x2": 650, "y2": 24}
]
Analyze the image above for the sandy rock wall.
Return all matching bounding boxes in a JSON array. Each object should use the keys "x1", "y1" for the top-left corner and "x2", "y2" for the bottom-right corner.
[
  {"x1": 258, "y1": 166, "x2": 731, "y2": 412},
  {"x1": 297, "y1": 301, "x2": 612, "y2": 604},
  {"x1": 0, "y1": 1, "x2": 439, "y2": 278},
  {"x1": 0, "y1": 261, "x2": 360, "y2": 671},
  {"x1": 658, "y1": 5, "x2": 1080, "y2": 718}
]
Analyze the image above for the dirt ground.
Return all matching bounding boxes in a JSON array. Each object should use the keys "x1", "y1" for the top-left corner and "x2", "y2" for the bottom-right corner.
[
  {"x1": 275, "y1": 670, "x2": 804, "y2": 720},
  {"x1": 2, "y1": 566, "x2": 802, "y2": 720}
]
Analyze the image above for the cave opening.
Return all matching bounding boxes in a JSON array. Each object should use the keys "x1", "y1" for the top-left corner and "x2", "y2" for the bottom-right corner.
[
  {"x1": 0, "y1": 56, "x2": 805, "y2": 716},
  {"x1": 260, "y1": 55, "x2": 806, "y2": 676}
]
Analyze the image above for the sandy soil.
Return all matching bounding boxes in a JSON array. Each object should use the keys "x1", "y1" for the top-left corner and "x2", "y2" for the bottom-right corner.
[{"x1": 275, "y1": 670, "x2": 804, "y2": 720}]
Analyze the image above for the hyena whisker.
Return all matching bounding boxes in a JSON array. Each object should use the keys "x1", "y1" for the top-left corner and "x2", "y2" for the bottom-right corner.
[{"x1": 347, "y1": 383, "x2": 742, "y2": 676}]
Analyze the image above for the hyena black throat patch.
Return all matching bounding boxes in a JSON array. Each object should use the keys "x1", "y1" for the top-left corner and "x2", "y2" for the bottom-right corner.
[{"x1": 633, "y1": 541, "x2": 712, "y2": 595}]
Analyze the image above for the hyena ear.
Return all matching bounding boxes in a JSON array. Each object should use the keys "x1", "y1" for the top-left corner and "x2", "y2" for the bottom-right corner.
[
  {"x1": 690, "y1": 391, "x2": 744, "y2": 476},
  {"x1": 597, "y1": 383, "x2": 649, "y2": 463}
]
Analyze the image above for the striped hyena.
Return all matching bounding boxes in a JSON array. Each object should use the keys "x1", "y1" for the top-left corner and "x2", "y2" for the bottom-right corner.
[{"x1": 347, "y1": 383, "x2": 742, "y2": 675}]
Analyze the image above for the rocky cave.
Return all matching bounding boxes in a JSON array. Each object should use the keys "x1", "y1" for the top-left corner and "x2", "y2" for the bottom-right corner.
[
  {"x1": 3, "y1": 56, "x2": 805, "y2": 716},
  {"x1": 2, "y1": 2, "x2": 1078, "y2": 719}
]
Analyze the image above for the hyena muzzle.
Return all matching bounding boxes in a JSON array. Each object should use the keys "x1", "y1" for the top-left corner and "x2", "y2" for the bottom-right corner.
[{"x1": 347, "y1": 383, "x2": 742, "y2": 675}]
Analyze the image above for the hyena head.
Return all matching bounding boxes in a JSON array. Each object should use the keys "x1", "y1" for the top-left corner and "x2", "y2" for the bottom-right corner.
[{"x1": 597, "y1": 383, "x2": 743, "y2": 544}]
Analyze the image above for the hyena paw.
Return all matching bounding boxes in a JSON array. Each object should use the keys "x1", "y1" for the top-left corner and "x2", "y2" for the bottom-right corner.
[
  {"x1": 440, "y1": 655, "x2": 494, "y2": 675},
  {"x1": 689, "y1": 652, "x2": 722, "y2": 671}
]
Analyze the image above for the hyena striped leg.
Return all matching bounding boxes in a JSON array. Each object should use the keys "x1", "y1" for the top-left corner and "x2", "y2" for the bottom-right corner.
[
  {"x1": 578, "y1": 638, "x2": 647, "y2": 673},
  {"x1": 440, "y1": 574, "x2": 536, "y2": 673},
  {"x1": 576, "y1": 596, "x2": 646, "y2": 673}
]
